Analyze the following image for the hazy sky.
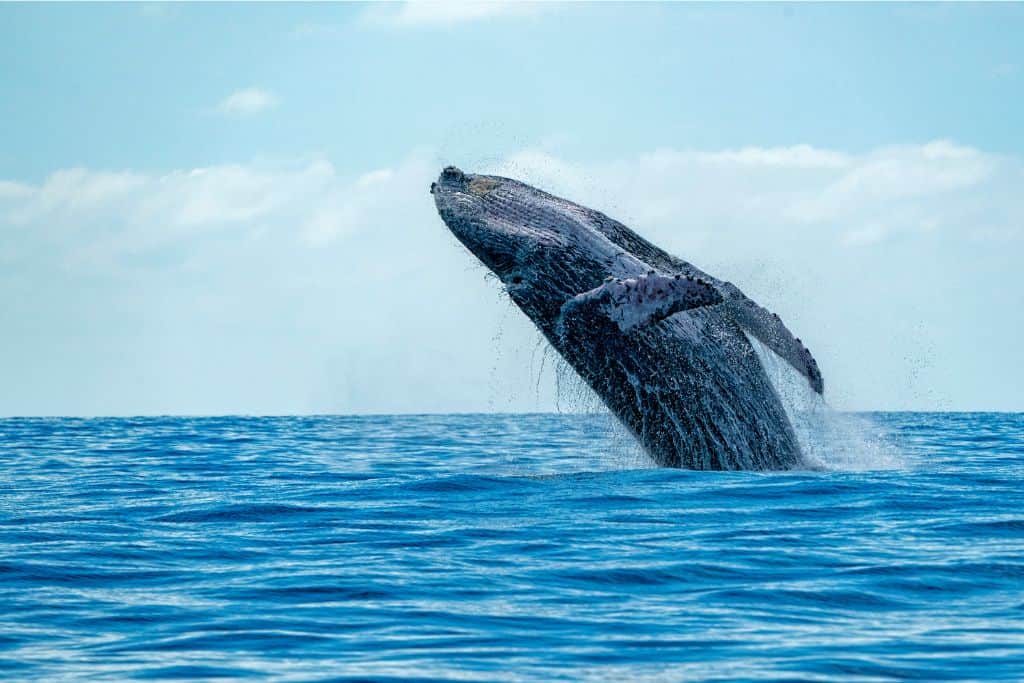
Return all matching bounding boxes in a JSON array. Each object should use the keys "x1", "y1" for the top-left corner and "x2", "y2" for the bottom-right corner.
[{"x1": 1, "y1": 2, "x2": 1022, "y2": 415}]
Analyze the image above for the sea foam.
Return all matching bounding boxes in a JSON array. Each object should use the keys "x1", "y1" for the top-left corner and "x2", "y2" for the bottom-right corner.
[{"x1": 746, "y1": 333, "x2": 901, "y2": 471}]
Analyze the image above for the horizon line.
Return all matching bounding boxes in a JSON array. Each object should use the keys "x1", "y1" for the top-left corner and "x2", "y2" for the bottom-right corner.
[{"x1": 0, "y1": 409, "x2": 1019, "y2": 420}]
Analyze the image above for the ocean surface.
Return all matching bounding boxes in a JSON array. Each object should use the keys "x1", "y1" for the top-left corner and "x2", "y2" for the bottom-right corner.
[{"x1": 1, "y1": 412, "x2": 1023, "y2": 681}]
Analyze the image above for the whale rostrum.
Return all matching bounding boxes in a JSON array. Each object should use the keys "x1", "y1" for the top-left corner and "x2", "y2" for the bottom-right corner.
[{"x1": 432, "y1": 166, "x2": 823, "y2": 470}]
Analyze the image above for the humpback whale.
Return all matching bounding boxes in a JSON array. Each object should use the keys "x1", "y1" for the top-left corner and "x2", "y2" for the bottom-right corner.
[{"x1": 432, "y1": 166, "x2": 823, "y2": 470}]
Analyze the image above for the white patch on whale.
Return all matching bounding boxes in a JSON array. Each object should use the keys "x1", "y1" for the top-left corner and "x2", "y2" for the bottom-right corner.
[{"x1": 745, "y1": 333, "x2": 901, "y2": 471}]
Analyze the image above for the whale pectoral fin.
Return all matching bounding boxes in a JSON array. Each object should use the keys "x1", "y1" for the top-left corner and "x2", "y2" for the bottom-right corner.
[
  {"x1": 559, "y1": 273, "x2": 723, "y2": 337},
  {"x1": 720, "y1": 291, "x2": 825, "y2": 395}
]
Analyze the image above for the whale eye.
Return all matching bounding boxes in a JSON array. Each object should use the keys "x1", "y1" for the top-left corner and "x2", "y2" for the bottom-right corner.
[{"x1": 510, "y1": 275, "x2": 523, "y2": 285}]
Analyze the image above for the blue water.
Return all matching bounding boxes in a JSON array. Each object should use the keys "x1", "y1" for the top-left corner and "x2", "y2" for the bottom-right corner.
[{"x1": 1, "y1": 413, "x2": 1023, "y2": 681}]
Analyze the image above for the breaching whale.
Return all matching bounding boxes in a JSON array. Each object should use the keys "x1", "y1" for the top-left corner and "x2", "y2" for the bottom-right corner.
[{"x1": 432, "y1": 166, "x2": 823, "y2": 470}]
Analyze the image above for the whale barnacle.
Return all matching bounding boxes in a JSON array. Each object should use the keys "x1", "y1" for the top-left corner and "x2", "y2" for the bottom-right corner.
[{"x1": 468, "y1": 177, "x2": 500, "y2": 196}]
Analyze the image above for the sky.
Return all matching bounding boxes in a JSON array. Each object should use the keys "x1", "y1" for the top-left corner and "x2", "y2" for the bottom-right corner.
[{"x1": 1, "y1": 2, "x2": 1022, "y2": 416}]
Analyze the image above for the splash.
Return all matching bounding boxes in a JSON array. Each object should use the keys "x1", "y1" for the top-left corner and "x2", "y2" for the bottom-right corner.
[
  {"x1": 545, "y1": 351, "x2": 652, "y2": 470},
  {"x1": 746, "y1": 334, "x2": 901, "y2": 471}
]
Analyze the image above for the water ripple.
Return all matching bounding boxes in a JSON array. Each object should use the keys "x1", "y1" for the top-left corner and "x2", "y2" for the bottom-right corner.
[{"x1": 1, "y1": 413, "x2": 1023, "y2": 680}]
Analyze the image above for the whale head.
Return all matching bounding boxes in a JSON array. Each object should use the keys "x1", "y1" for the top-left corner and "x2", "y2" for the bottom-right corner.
[{"x1": 432, "y1": 166, "x2": 646, "y2": 339}]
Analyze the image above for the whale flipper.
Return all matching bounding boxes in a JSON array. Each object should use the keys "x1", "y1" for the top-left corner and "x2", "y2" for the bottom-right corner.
[
  {"x1": 559, "y1": 273, "x2": 722, "y2": 335},
  {"x1": 721, "y1": 292, "x2": 824, "y2": 395}
]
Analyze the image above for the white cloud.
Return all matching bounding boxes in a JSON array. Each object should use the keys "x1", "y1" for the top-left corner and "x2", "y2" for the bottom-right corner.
[
  {"x1": 493, "y1": 141, "x2": 1014, "y2": 251},
  {"x1": 216, "y1": 88, "x2": 278, "y2": 116},
  {"x1": 359, "y1": 1, "x2": 545, "y2": 28},
  {"x1": 4, "y1": 161, "x2": 335, "y2": 257},
  {"x1": 0, "y1": 179, "x2": 34, "y2": 200},
  {"x1": 788, "y1": 141, "x2": 995, "y2": 224},
  {"x1": 1, "y1": 141, "x2": 1021, "y2": 415},
  {"x1": 697, "y1": 145, "x2": 850, "y2": 168}
]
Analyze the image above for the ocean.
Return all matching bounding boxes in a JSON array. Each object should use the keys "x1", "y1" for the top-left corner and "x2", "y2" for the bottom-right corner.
[{"x1": 1, "y1": 412, "x2": 1023, "y2": 681}]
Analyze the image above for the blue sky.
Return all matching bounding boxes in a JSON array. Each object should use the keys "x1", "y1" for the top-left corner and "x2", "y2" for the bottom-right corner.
[{"x1": 1, "y1": 2, "x2": 1022, "y2": 415}]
